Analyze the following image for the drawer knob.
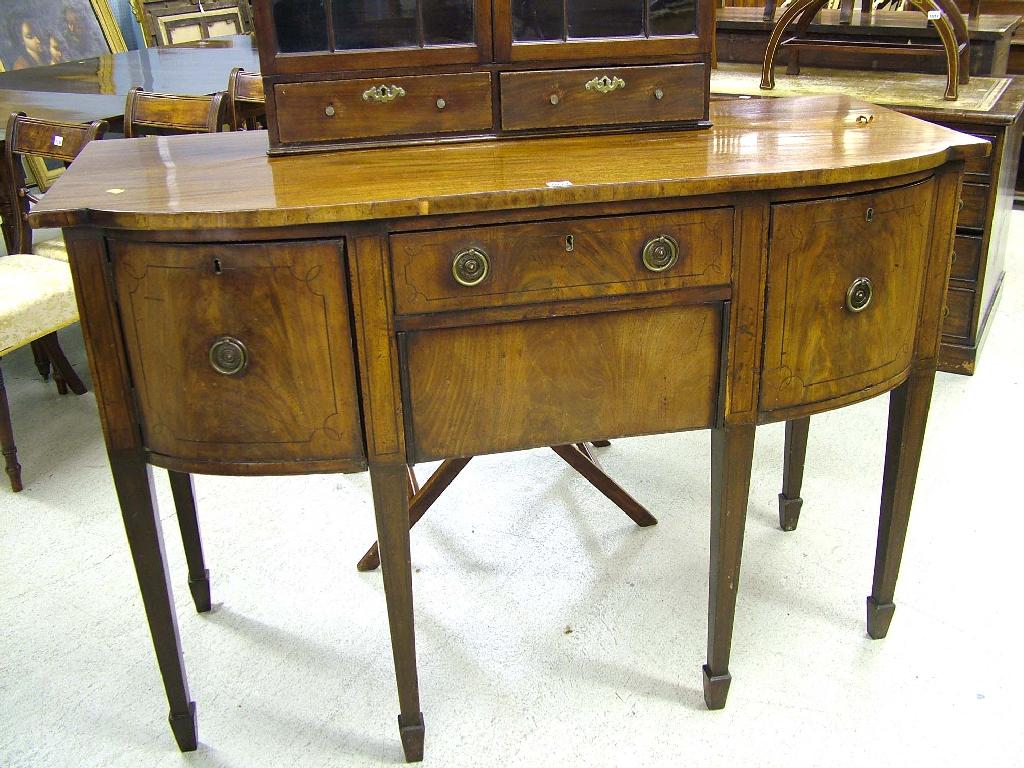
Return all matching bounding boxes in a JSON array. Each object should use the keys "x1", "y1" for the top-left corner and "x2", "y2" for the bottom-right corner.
[
  {"x1": 845, "y1": 277, "x2": 873, "y2": 313},
  {"x1": 324, "y1": 104, "x2": 336, "y2": 117},
  {"x1": 654, "y1": 88, "x2": 664, "y2": 100},
  {"x1": 209, "y1": 336, "x2": 248, "y2": 376},
  {"x1": 452, "y1": 247, "x2": 490, "y2": 287},
  {"x1": 641, "y1": 235, "x2": 679, "y2": 272},
  {"x1": 549, "y1": 94, "x2": 560, "y2": 105},
  {"x1": 585, "y1": 75, "x2": 626, "y2": 94},
  {"x1": 362, "y1": 84, "x2": 406, "y2": 103},
  {"x1": 436, "y1": 98, "x2": 447, "y2": 110}
]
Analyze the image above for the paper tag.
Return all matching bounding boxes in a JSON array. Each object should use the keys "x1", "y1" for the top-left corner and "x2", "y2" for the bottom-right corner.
[
  {"x1": 927, "y1": 10, "x2": 941, "y2": 19},
  {"x1": 52, "y1": 135, "x2": 64, "y2": 147},
  {"x1": 546, "y1": 180, "x2": 573, "y2": 188}
]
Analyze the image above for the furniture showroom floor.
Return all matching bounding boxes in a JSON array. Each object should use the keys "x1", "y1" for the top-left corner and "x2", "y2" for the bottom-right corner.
[{"x1": 3, "y1": 214, "x2": 1022, "y2": 768}]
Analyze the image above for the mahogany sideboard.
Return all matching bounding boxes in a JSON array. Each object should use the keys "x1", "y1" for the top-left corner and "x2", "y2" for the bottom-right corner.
[{"x1": 32, "y1": 95, "x2": 986, "y2": 762}]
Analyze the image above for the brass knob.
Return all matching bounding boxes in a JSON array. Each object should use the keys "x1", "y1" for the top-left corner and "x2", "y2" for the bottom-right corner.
[
  {"x1": 845, "y1": 277, "x2": 873, "y2": 313},
  {"x1": 943, "y1": 305, "x2": 950, "y2": 319},
  {"x1": 324, "y1": 104, "x2": 336, "y2": 117},
  {"x1": 452, "y1": 247, "x2": 489, "y2": 287},
  {"x1": 654, "y1": 88, "x2": 664, "y2": 100},
  {"x1": 436, "y1": 98, "x2": 446, "y2": 110},
  {"x1": 550, "y1": 94, "x2": 560, "y2": 105},
  {"x1": 951, "y1": 251, "x2": 957, "y2": 263},
  {"x1": 209, "y1": 336, "x2": 248, "y2": 375},
  {"x1": 641, "y1": 235, "x2": 679, "y2": 272}
]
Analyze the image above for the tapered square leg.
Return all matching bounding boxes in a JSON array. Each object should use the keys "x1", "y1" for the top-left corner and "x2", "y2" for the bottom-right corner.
[
  {"x1": 370, "y1": 463, "x2": 425, "y2": 762},
  {"x1": 868, "y1": 371, "x2": 936, "y2": 640},
  {"x1": 704, "y1": 423, "x2": 755, "y2": 710},
  {"x1": 778, "y1": 417, "x2": 810, "y2": 531},
  {"x1": 168, "y1": 470, "x2": 211, "y2": 613},
  {"x1": 110, "y1": 450, "x2": 197, "y2": 751}
]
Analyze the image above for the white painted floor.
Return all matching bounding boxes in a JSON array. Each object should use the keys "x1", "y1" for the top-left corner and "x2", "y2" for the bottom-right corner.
[{"x1": 2, "y1": 214, "x2": 1022, "y2": 768}]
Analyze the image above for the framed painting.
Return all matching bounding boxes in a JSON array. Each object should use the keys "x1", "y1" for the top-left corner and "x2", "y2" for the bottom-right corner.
[
  {"x1": 130, "y1": 0, "x2": 253, "y2": 47},
  {"x1": 0, "y1": 0, "x2": 126, "y2": 72},
  {"x1": 1, "y1": 1, "x2": 125, "y2": 190}
]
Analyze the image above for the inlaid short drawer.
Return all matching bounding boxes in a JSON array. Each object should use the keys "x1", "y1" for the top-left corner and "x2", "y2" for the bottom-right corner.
[
  {"x1": 390, "y1": 208, "x2": 733, "y2": 315},
  {"x1": 274, "y1": 72, "x2": 493, "y2": 144},
  {"x1": 942, "y1": 286, "x2": 975, "y2": 340},
  {"x1": 951, "y1": 233, "x2": 982, "y2": 282},
  {"x1": 499, "y1": 63, "x2": 706, "y2": 132},
  {"x1": 962, "y1": 132, "x2": 995, "y2": 181},
  {"x1": 957, "y1": 183, "x2": 989, "y2": 230},
  {"x1": 761, "y1": 178, "x2": 935, "y2": 413}
]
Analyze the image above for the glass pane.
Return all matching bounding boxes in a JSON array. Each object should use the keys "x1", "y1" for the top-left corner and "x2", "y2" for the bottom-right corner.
[
  {"x1": 568, "y1": 0, "x2": 643, "y2": 39},
  {"x1": 512, "y1": 0, "x2": 563, "y2": 41},
  {"x1": 649, "y1": 0, "x2": 697, "y2": 36},
  {"x1": 273, "y1": 0, "x2": 329, "y2": 52},
  {"x1": 423, "y1": 0, "x2": 475, "y2": 44},
  {"x1": 333, "y1": 0, "x2": 418, "y2": 50}
]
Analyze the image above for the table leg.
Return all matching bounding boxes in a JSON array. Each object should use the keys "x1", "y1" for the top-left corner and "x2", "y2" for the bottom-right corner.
[
  {"x1": 109, "y1": 449, "x2": 196, "y2": 751},
  {"x1": 703, "y1": 423, "x2": 755, "y2": 710},
  {"x1": 867, "y1": 370, "x2": 934, "y2": 640},
  {"x1": 168, "y1": 470, "x2": 210, "y2": 613},
  {"x1": 779, "y1": 417, "x2": 810, "y2": 531},
  {"x1": 369, "y1": 462, "x2": 424, "y2": 762}
]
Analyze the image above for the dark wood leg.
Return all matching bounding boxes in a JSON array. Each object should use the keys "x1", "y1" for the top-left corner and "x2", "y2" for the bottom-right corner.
[
  {"x1": 778, "y1": 417, "x2": 810, "y2": 532},
  {"x1": 369, "y1": 463, "x2": 424, "y2": 762},
  {"x1": 550, "y1": 443, "x2": 657, "y2": 527},
  {"x1": 168, "y1": 470, "x2": 210, "y2": 613},
  {"x1": 703, "y1": 423, "x2": 755, "y2": 710},
  {"x1": 867, "y1": 371, "x2": 935, "y2": 640},
  {"x1": 1, "y1": 365, "x2": 24, "y2": 492},
  {"x1": 358, "y1": 457, "x2": 473, "y2": 572},
  {"x1": 30, "y1": 340, "x2": 51, "y2": 380},
  {"x1": 109, "y1": 449, "x2": 196, "y2": 751},
  {"x1": 37, "y1": 332, "x2": 86, "y2": 396}
]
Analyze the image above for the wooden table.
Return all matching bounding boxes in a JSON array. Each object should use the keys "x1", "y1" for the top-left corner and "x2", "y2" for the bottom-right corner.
[
  {"x1": 716, "y1": 7, "x2": 1022, "y2": 76},
  {"x1": 32, "y1": 96, "x2": 985, "y2": 762}
]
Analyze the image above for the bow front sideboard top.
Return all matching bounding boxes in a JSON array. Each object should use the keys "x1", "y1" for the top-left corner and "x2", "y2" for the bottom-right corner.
[{"x1": 32, "y1": 95, "x2": 987, "y2": 762}]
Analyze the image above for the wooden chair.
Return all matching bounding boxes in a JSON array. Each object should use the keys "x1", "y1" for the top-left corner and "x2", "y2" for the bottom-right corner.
[
  {"x1": 123, "y1": 87, "x2": 230, "y2": 138},
  {"x1": 227, "y1": 67, "x2": 266, "y2": 130},
  {"x1": 1, "y1": 112, "x2": 109, "y2": 491}
]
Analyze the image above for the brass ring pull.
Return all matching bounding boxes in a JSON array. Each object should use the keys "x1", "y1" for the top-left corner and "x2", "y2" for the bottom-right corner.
[
  {"x1": 641, "y1": 235, "x2": 679, "y2": 273},
  {"x1": 585, "y1": 75, "x2": 626, "y2": 94},
  {"x1": 845, "y1": 277, "x2": 873, "y2": 313},
  {"x1": 362, "y1": 84, "x2": 406, "y2": 103},
  {"x1": 209, "y1": 336, "x2": 248, "y2": 376},
  {"x1": 452, "y1": 247, "x2": 490, "y2": 287}
]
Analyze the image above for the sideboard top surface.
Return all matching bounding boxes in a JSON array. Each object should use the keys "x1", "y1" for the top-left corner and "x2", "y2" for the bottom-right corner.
[{"x1": 33, "y1": 95, "x2": 987, "y2": 232}]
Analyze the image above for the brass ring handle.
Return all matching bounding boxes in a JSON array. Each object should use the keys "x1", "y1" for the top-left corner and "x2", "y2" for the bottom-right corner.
[
  {"x1": 362, "y1": 84, "x2": 406, "y2": 103},
  {"x1": 845, "y1": 277, "x2": 873, "y2": 313},
  {"x1": 585, "y1": 75, "x2": 626, "y2": 94},
  {"x1": 641, "y1": 235, "x2": 679, "y2": 273},
  {"x1": 209, "y1": 336, "x2": 248, "y2": 375},
  {"x1": 452, "y1": 247, "x2": 490, "y2": 287}
]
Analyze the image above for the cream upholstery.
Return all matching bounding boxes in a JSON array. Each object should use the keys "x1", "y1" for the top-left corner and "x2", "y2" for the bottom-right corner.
[
  {"x1": 0, "y1": 254, "x2": 79, "y2": 356},
  {"x1": 32, "y1": 236, "x2": 69, "y2": 263}
]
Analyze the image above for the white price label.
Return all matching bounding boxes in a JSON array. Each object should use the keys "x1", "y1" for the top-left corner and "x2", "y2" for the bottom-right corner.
[
  {"x1": 52, "y1": 135, "x2": 64, "y2": 147},
  {"x1": 546, "y1": 180, "x2": 573, "y2": 188},
  {"x1": 927, "y1": 10, "x2": 941, "y2": 19}
]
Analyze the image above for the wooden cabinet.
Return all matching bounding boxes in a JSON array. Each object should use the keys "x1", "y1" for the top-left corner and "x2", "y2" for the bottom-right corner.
[
  {"x1": 31, "y1": 97, "x2": 985, "y2": 763},
  {"x1": 252, "y1": 0, "x2": 714, "y2": 153}
]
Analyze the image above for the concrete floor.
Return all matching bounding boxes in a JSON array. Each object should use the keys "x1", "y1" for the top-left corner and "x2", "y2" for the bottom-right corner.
[{"x1": 2, "y1": 215, "x2": 1022, "y2": 768}]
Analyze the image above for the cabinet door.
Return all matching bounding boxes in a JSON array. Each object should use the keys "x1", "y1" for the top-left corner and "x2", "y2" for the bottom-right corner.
[
  {"x1": 760, "y1": 179, "x2": 936, "y2": 414},
  {"x1": 255, "y1": 0, "x2": 493, "y2": 74},
  {"x1": 495, "y1": 0, "x2": 712, "y2": 62},
  {"x1": 111, "y1": 239, "x2": 365, "y2": 472}
]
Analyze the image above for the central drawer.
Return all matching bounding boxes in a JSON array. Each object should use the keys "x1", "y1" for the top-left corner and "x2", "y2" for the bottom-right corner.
[
  {"x1": 402, "y1": 303, "x2": 721, "y2": 461},
  {"x1": 274, "y1": 72, "x2": 493, "y2": 144},
  {"x1": 390, "y1": 208, "x2": 733, "y2": 315},
  {"x1": 499, "y1": 63, "x2": 706, "y2": 131}
]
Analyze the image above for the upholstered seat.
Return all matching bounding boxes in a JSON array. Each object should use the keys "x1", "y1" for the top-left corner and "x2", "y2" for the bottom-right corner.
[
  {"x1": 0, "y1": 254, "x2": 79, "y2": 357},
  {"x1": 29, "y1": 235, "x2": 69, "y2": 263}
]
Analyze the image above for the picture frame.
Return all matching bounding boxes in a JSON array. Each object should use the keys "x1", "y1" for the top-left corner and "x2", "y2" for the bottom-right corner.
[
  {"x1": 0, "y1": 1, "x2": 125, "y2": 190},
  {"x1": 130, "y1": 0, "x2": 253, "y2": 48}
]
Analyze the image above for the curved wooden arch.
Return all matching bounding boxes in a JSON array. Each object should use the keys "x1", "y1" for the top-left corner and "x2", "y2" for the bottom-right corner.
[{"x1": 760, "y1": 0, "x2": 969, "y2": 101}]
